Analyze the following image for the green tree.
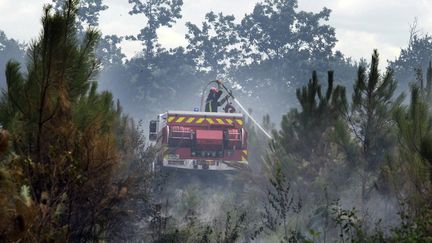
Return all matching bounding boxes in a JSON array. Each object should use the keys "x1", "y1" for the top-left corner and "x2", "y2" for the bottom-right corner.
[
  {"x1": 52, "y1": 0, "x2": 108, "y2": 31},
  {"x1": 389, "y1": 22, "x2": 432, "y2": 93},
  {"x1": 97, "y1": 34, "x2": 125, "y2": 66},
  {"x1": 393, "y1": 85, "x2": 432, "y2": 212},
  {"x1": 127, "y1": 0, "x2": 183, "y2": 59},
  {"x1": 348, "y1": 50, "x2": 401, "y2": 204},
  {"x1": 240, "y1": 0, "x2": 336, "y2": 62},
  {"x1": 0, "y1": 31, "x2": 25, "y2": 88},
  {"x1": 0, "y1": 1, "x2": 135, "y2": 241},
  {"x1": 53, "y1": 0, "x2": 126, "y2": 67},
  {"x1": 350, "y1": 50, "x2": 400, "y2": 170},
  {"x1": 186, "y1": 11, "x2": 241, "y2": 77},
  {"x1": 269, "y1": 71, "x2": 347, "y2": 180},
  {"x1": 229, "y1": 0, "x2": 355, "y2": 119},
  {"x1": 414, "y1": 61, "x2": 432, "y2": 103}
]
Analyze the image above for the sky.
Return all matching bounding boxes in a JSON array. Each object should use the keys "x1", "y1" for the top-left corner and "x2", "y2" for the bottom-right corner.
[{"x1": 0, "y1": 0, "x2": 431, "y2": 62}]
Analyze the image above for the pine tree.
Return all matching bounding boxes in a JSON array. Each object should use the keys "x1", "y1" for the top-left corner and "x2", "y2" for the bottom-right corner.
[
  {"x1": 275, "y1": 70, "x2": 347, "y2": 162},
  {"x1": 424, "y1": 61, "x2": 432, "y2": 102},
  {"x1": 393, "y1": 85, "x2": 432, "y2": 213},
  {"x1": 0, "y1": 1, "x2": 131, "y2": 241},
  {"x1": 350, "y1": 50, "x2": 400, "y2": 171},
  {"x1": 266, "y1": 70, "x2": 348, "y2": 189},
  {"x1": 347, "y1": 50, "x2": 403, "y2": 204}
]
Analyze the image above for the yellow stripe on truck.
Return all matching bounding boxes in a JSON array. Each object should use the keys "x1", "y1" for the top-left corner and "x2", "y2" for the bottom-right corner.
[
  {"x1": 242, "y1": 150, "x2": 248, "y2": 161},
  {"x1": 176, "y1": 117, "x2": 186, "y2": 123},
  {"x1": 168, "y1": 116, "x2": 243, "y2": 126},
  {"x1": 186, "y1": 117, "x2": 195, "y2": 123},
  {"x1": 216, "y1": 118, "x2": 225, "y2": 125}
]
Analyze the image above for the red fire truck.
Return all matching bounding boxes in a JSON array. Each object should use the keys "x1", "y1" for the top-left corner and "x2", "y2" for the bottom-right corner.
[{"x1": 149, "y1": 110, "x2": 248, "y2": 171}]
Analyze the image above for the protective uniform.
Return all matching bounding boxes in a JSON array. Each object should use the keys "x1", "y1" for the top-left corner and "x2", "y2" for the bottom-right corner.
[{"x1": 205, "y1": 87, "x2": 223, "y2": 112}]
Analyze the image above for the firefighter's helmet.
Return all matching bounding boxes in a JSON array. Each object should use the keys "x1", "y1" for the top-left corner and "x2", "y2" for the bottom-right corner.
[{"x1": 210, "y1": 87, "x2": 218, "y2": 93}]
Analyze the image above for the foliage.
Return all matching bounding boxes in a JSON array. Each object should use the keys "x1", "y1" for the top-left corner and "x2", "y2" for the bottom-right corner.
[
  {"x1": 4, "y1": 0, "x2": 432, "y2": 242},
  {"x1": 350, "y1": 50, "x2": 400, "y2": 170},
  {"x1": 97, "y1": 35, "x2": 125, "y2": 66},
  {"x1": 391, "y1": 206, "x2": 432, "y2": 242},
  {"x1": 0, "y1": 151, "x2": 37, "y2": 242},
  {"x1": 262, "y1": 51, "x2": 425, "y2": 241},
  {"x1": 240, "y1": 0, "x2": 335, "y2": 62},
  {"x1": 52, "y1": 0, "x2": 108, "y2": 31},
  {"x1": 99, "y1": 47, "x2": 203, "y2": 121},
  {"x1": 390, "y1": 21, "x2": 432, "y2": 92},
  {"x1": 283, "y1": 70, "x2": 346, "y2": 158},
  {"x1": 186, "y1": 12, "x2": 241, "y2": 77},
  {"x1": 268, "y1": 70, "x2": 348, "y2": 188},
  {"x1": 229, "y1": 0, "x2": 355, "y2": 118},
  {"x1": 0, "y1": 31, "x2": 25, "y2": 89},
  {"x1": 342, "y1": 50, "x2": 401, "y2": 205},
  {"x1": 52, "y1": 0, "x2": 126, "y2": 67},
  {"x1": 127, "y1": 0, "x2": 183, "y2": 59},
  {"x1": 0, "y1": 1, "x2": 154, "y2": 241},
  {"x1": 254, "y1": 162, "x2": 304, "y2": 242},
  {"x1": 392, "y1": 83, "x2": 432, "y2": 216},
  {"x1": 97, "y1": 0, "x2": 357, "y2": 121},
  {"x1": 152, "y1": 208, "x2": 248, "y2": 243}
]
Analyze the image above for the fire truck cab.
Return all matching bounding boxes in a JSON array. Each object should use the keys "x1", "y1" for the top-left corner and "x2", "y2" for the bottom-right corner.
[{"x1": 149, "y1": 111, "x2": 248, "y2": 171}]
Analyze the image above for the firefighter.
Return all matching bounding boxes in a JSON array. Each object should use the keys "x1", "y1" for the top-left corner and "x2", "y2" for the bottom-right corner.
[
  {"x1": 223, "y1": 102, "x2": 236, "y2": 113},
  {"x1": 205, "y1": 81, "x2": 229, "y2": 112}
]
